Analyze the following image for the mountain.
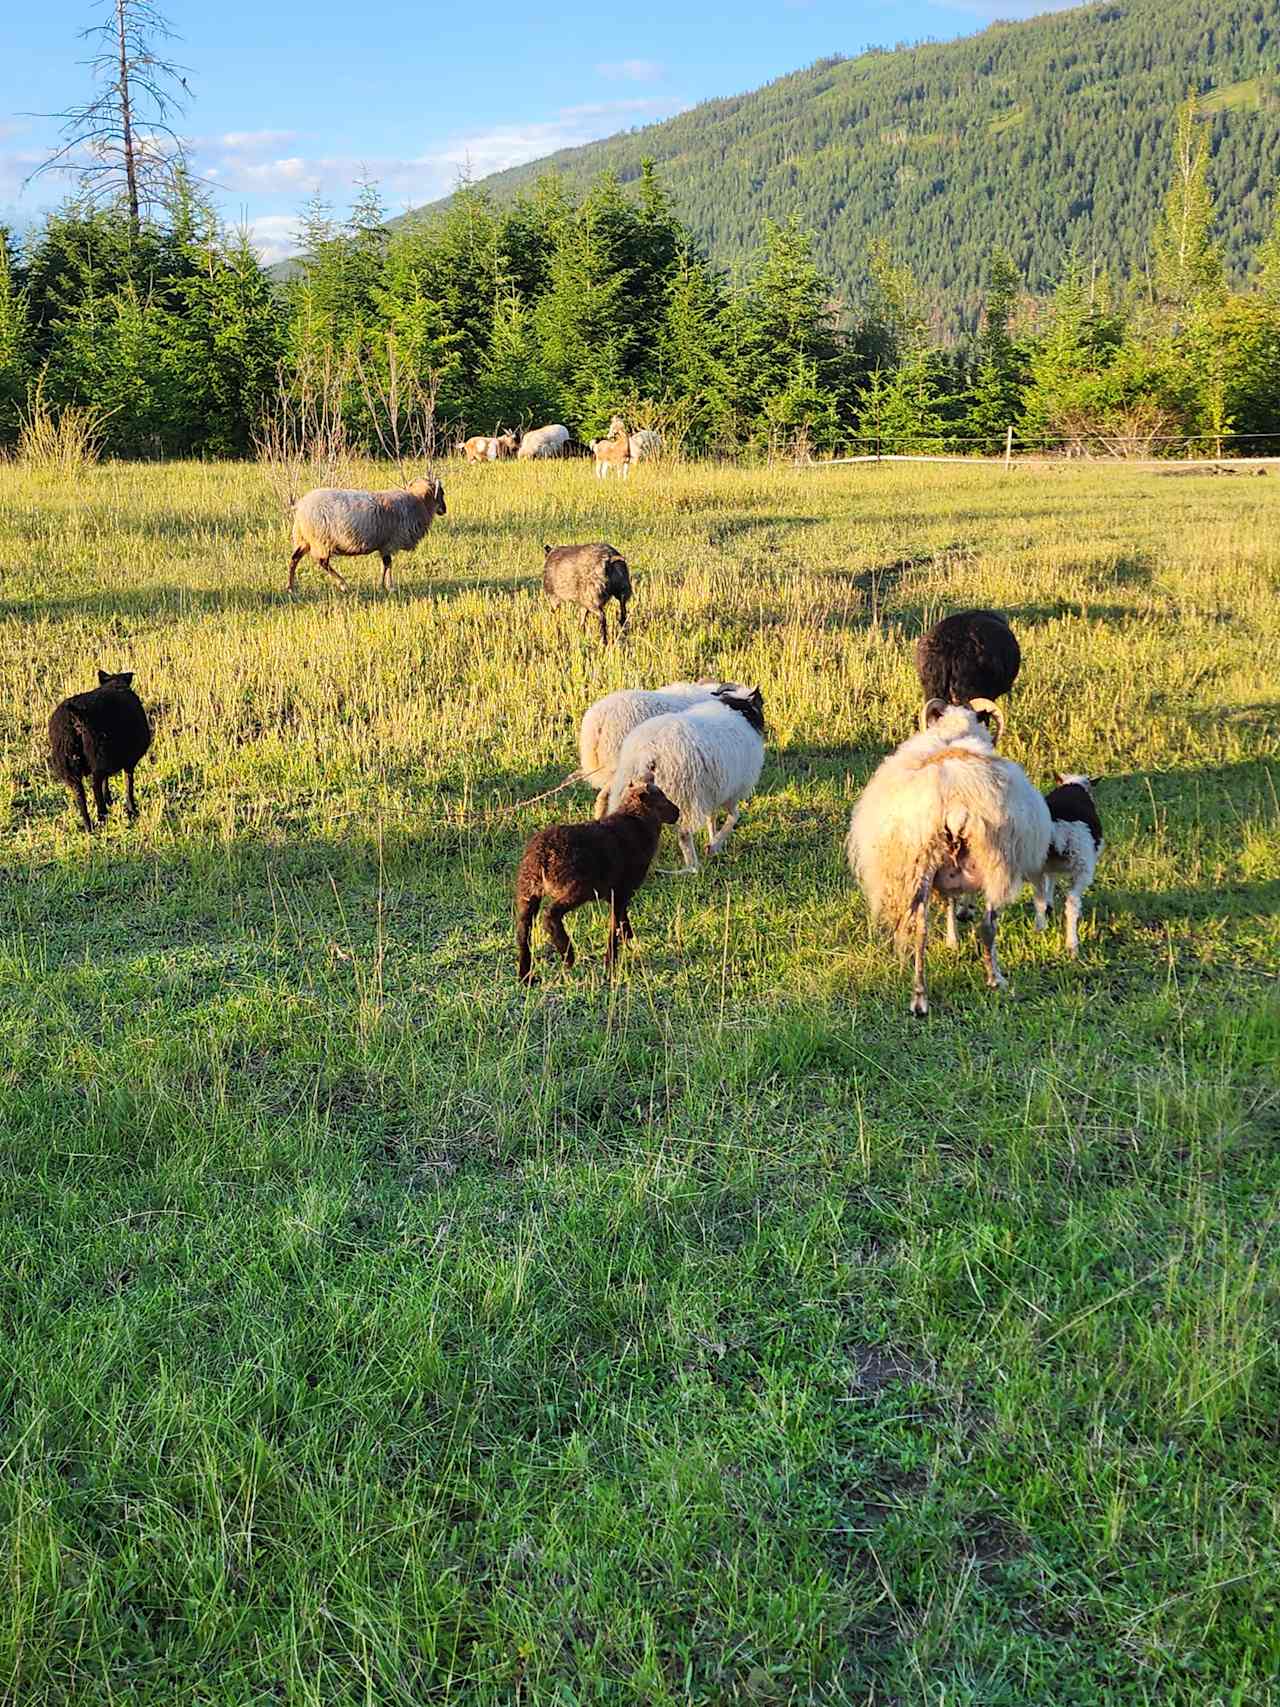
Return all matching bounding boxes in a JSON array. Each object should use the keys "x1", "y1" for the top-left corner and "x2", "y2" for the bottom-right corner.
[{"x1": 392, "y1": 0, "x2": 1280, "y2": 324}]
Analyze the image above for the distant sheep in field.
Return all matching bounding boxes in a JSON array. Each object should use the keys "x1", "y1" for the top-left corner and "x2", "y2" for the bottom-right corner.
[
  {"x1": 462, "y1": 432, "x2": 520, "y2": 463},
  {"x1": 288, "y1": 477, "x2": 446, "y2": 592},
  {"x1": 515, "y1": 773, "x2": 679, "y2": 982},
  {"x1": 543, "y1": 542, "x2": 632, "y2": 644},
  {"x1": 846, "y1": 698, "x2": 1051, "y2": 1016},
  {"x1": 1034, "y1": 773, "x2": 1104, "y2": 956},
  {"x1": 577, "y1": 679, "x2": 749, "y2": 818},
  {"x1": 606, "y1": 688, "x2": 766, "y2": 872},
  {"x1": 49, "y1": 670, "x2": 153, "y2": 832},
  {"x1": 593, "y1": 416, "x2": 631, "y2": 480},
  {"x1": 517, "y1": 424, "x2": 570, "y2": 460},
  {"x1": 628, "y1": 429, "x2": 661, "y2": 464},
  {"x1": 915, "y1": 610, "x2": 1021, "y2": 717}
]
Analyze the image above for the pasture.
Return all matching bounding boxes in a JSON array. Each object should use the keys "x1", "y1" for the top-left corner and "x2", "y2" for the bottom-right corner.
[{"x1": 0, "y1": 455, "x2": 1277, "y2": 1704}]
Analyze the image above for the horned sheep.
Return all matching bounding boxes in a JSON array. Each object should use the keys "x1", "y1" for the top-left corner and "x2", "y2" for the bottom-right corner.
[
  {"x1": 606, "y1": 688, "x2": 766, "y2": 872},
  {"x1": 288, "y1": 478, "x2": 446, "y2": 592},
  {"x1": 592, "y1": 416, "x2": 631, "y2": 480},
  {"x1": 462, "y1": 432, "x2": 519, "y2": 462},
  {"x1": 846, "y1": 699, "x2": 1051, "y2": 1016}
]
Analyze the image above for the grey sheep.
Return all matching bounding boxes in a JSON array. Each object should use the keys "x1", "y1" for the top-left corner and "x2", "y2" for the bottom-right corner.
[
  {"x1": 288, "y1": 477, "x2": 446, "y2": 592},
  {"x1": 543, "y1": 542, "x2": 632, "y2": 644}
]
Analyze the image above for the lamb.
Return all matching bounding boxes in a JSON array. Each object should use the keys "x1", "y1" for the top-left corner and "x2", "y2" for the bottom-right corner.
[
  {"x1": 577, "y1": 679, "x2": 748, "y2": 818},
  {"x1": 915, "y1": 610, "x2": 1021, "y2": 715},
  {"x1": 593, "y1": 416, "x2": 631, "y2": 480},
  {"x1": 517, "y1": 423, "x2": 570, "y2": 460},
  {"x1": 462, "y1": 432, "x2": 519, "y2": 462},
  {"x1": 288, "y1": 477, "x2": 446, "y2": 592},
  {"x1": 49, "y1": 669, "x2": 153, "y2": 832},
  {"x1": 606, "y1": 688, "x2": 766, "y2": 872},
  {"x1": 515, "y1": 773, "x2": 679, "y2": 982},
  {"x1": 543, "y1": 542, "x2": 632, "y2": 644},
  {"x1": 1033, "y1": 773, "x2": 1104, "y2": 955},
  {"x1": 846, "y1": 698, "x2": 1051, "y2": 1016}
]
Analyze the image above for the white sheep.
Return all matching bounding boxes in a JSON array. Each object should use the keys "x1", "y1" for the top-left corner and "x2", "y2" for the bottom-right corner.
[
  {"x1": 517, "y1": 424, "x2": 570, "y2": 460},
  {"x1": 606, "y1": 688, "x2": 766, "y2": 871},
  {"x1": 288, "y1": 478, "x2": 446, "y2": 592},
  {"x1": 629, "y1": 429, "x2": 662, "y2": 464},
  {"x1": 846, "y1": 698, "x2": 1051, "y2": 1015},
  {"x1": 578, "y1": 680, "x2": 746, "y2": 818},
  {"x1": 1033, "y1": 773, "x2": 1104, "y2": 955}
]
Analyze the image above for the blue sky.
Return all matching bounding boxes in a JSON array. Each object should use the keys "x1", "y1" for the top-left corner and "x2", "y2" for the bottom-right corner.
[{"x1": 1, "y1": 0, "x2": 1080, "y2": 261}]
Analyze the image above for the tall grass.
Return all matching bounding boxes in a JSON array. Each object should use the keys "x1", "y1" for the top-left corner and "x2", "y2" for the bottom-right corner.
[
  {"x1": 0, "y1": 455, "x2": 1276, "y2": 1704},
  {"x1": 16, "y1": 377, "x2": 109, "y2": 473}
]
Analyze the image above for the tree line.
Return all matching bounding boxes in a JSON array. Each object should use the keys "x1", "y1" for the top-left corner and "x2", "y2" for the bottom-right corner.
[{"x1": 2, "y1": 96, "x2": 1280, "y2": 461}]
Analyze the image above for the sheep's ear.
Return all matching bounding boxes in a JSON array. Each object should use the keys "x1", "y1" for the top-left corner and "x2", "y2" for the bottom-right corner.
[
  {"x1": 922, "y1": 697, "x2": 947, "y2": 728},
  {"x1": 98, "y1": 669, "x2": 112, "y2": 686},
  {"x1": 544, "y1": 544, "x2": 552, "y2": 555},
  {"x1": 1055, "y1": 771, "x2": 1067, "y2": 785}
]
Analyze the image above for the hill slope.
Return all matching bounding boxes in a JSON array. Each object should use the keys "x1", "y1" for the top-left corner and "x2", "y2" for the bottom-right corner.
[{"x1": 398, "y1": 0, "x2": 1280, "y2": 320}]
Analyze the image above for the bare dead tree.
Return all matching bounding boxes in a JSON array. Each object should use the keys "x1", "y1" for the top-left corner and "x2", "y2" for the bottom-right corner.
[{"x1": 25, "y1": 0, "x2": 192, "y2": 239}]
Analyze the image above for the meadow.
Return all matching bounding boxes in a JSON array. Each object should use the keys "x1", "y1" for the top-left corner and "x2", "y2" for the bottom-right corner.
[{"x1": 0, "y1": 454, "x2": 1277, "y2": 1705}]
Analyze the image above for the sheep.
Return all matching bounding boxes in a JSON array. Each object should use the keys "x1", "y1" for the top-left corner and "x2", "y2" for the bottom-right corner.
[
  {"x1": 606, "y1": 688, "x2": 766, "y2": 872},
  {"x1": 515, "y1": 773, "x2": 679, "y2": 982},
  {"x1": 578, "y1": 679, "x2": 749, "y2": 818},
  {"x1": 288, "y1": 477, "x2": 446, "y2": 592},
  {"x1": 593, "y1": 416, "x2": 631, "y2": 480},
  {"x1": 1033, "y1": 773, "x2": 1104, "y2": 956},
  {"x1": 543, "y1": 542, "x2": 632, "y2": 645},
  {"x1": 915, "y1": 610, "x2": 1021, "y2": 716},
  {"x1": 462, "y1": 432, "x2": 519, "y2": 463},
  {"x1": 49, "y1": 670, "x2": 153, "y2": 832},
  {"x1": 846, "y1": 698, "x2": 1051, "y2": 1016},
  {"x1": 517, "y1": 423, "x2": 570, "y2": 460},
  {"x1": 629, "y1": 429, "x2": 662, "y2": 464}
]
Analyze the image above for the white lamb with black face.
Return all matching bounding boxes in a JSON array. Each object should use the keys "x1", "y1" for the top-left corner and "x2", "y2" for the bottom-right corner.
[
  {"x1": 577, "y1": 680, "x2": 749, "y2": 818},
  {"x1": 1033, "y1": 773, "x2": 1104, "y2": 956}
]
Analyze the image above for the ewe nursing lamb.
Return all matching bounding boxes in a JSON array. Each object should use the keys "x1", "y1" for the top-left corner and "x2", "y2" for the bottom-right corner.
[
  {"x1": 49, "y1": 670, "x2": 153, "y2": 831},
  {"x1": 606, "y1": 688, "x2": 766, "y2": 872},
  {"x1": 847, "y1": 699, "x2": 1050, "y2": 1015},
  {"x1": 289, "y1": 478, "x2": 446, "y2": 592}
]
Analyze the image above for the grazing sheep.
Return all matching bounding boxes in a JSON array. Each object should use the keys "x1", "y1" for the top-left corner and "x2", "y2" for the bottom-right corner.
[
  {"x1": 593, "y1": 416, "x2": 631, "y2": 480},
  {"x1": 288, "y1": 477, "x2": 446, "y2": 592},
  {"x1": 578, "y1": 679, "x2": 749, "y2": 818},
  {"x1": 846, "y1": 698, "x2": 1051, "y2": 1016},
  {"x1": 606, "y1": 688, "x2": 766, "y2": 872},
  {"x1": 543, "y1": 542, "x2": 632, "y2": 644},
  {"x1": 915, "y1": 610, "x2": 1021, "y2": 715},
  {"x1": 462, "y1": 432, "x2": 519, "y2": 463},
  {"x1": 1033, "y1": 773, "x2": 1104, "y2": 955},
  {"x1": 49, "y1": 670, "x2": 153, "y2": 832},
  {"x1": 517, "y1": 423, "x2": 571, "y2": 460},
  {"x1": 515, "y1": 773, "x2": 679, "y2": 981},
  {"x1": 628, "y1": 429, "x2": 662, "y2": 464}
]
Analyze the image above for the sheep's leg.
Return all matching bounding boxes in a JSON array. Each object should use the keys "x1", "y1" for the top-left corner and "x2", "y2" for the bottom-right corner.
[
  {"x1": 92, "y1": 774, "x2": 111, "y2": 825},
  {"x1": 1033, "y1": 874, "x2": 1054, "y2": 931},
  {"x1": 979, "y1": 906, "x2": 1007, "y2": 991},
  {"x1": 317, "y1": 556, "x2": 349, "y2": 591},
  {"x1": 617, "y1": 598, "x2": 628, "y2": 632},
  {"x1": 707, "y1": 803, "x2": 742, "y2": 857},
  {"x1": 616, "y1": 898, "x2": 635, "y2": 942},
  {"x1": 910, "y1": 872, "x2": 934, "y2": 1018},
  {"x1": 662, "y1": 830, "x2": 700, "y2": 875},
  {"x1": 1064, "y1": 888, "x2": 1084, "y2": 957},
  {"x1": 543, "y1": 904, "x2": 575, "y2": 969},
  {"x1": 605, "y1": 895, "x2": 628, "y2": 973},
  {"x1": 592, "y1": 787, "x2": 611, "y2": 821},
  {"x1": 69, "y1": 776, "x2": 93, "y2": 833},
  {"x1": 945, "y1": 899, "x2": 959, "y2": 948},
  {"x1": 124, "y1": 769, "x2": 139, "y2": 821},
  {"x1": 599, "y1": 608, "x2": 609, "y2": 646},
  {"x1": 380, "y1": 552, "x2": 394, "y2": 592},
  {"x1": 516, "y1": 892, "x2": 541, "y2": 983},
  {"x1": 287, "y1": 544, "x2": 308, "y2": 591}
]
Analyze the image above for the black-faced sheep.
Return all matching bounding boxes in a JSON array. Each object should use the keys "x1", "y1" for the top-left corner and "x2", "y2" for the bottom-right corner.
[
  {"x1": 915, "y1": 610, "x2": 1021, "y2": 715},
  {"x1": 49, "y1": 670, "x2": 153, "y2": 832},
  {"x1": 543, "y1": 542, "x2": 632, "y2": 644},
  {"x1": 515, "y1": 774, "x2": 679, "y2": 981},
  {"x1": 1034, "y1": 773, "x2": 1104, "y2": 955},
  {"x1": 578, "y1": 680, "x2": 747, "y2": 818},
  {"x1": 288, "y1": 477, "x2": 446, "y2": 592},
  {"x1": 846, "y1": 699, "x2": 1051, "y2": 1016}
]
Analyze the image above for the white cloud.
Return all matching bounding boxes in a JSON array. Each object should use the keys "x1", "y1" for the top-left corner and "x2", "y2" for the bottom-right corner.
[
  {"x1": 218, "y1": 129, "x2": 299, "y2": 151},
  {"x1": 595, "y1": 59, "x2": 665, "y2": 83},
  {"x1": 242, "y1": 213, "x2": 301, "y2": 265}
]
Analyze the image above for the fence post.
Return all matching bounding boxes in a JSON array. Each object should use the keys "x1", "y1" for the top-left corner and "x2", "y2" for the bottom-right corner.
[{"x1": 1004, "y1": 425, "x2": 1014, "y2": 472}]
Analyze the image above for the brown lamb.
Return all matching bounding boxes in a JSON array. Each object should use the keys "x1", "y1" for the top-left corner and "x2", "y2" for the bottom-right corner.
[{"x1": 515, "y1": 775, "x2": 678, "y2": 982}]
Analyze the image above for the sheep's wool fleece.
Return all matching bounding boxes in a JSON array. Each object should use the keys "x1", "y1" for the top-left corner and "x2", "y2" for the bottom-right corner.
[
  {"x1": 607, "y1": 699, "x2": 765, "y2": 827},
  {"x1": 579, "y1": 682, "x2": 724, "y2": 779},
  {"x1": 847, "y1": 706, "x2": 1050, "y2": 942},
  {"x1": 517, "y1": 424, "x2": 570, "y2": 459},
  {"x1": 292, "y1": 486, "x2": 435, "y2": 558}
]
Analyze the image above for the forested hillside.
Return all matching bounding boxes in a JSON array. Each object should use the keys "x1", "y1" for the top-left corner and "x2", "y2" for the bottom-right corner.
[{"x1": 401, "y1": 0, "x2": 1280, "y2": 325}]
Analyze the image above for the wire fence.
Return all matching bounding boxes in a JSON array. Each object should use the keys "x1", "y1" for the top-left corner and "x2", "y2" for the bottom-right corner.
[{"x1": 813, "y1": 428, "x2": 1280, "y2": 467}]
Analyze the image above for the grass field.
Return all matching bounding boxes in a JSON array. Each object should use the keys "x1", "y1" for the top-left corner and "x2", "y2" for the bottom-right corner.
[{"x1": 1, "y1": 455, "x2": 1277, "y2": 1705}]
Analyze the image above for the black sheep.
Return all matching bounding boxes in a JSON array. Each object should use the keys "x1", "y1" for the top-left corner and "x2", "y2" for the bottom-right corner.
[
  {"x1": 915, "y1": 610, "x2": 1021, "y2": 710},
  {"x1": 49, "y1": 670, "x2": 152, "y2": 831},
  {"x1": 515, "y1": 774, "x2": 678, "y2": 981}
]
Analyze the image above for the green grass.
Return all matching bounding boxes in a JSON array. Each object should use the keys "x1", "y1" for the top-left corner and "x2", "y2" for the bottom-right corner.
[{"x1": 0, "y1": 456, "x2": 1278, "y2": 1704}]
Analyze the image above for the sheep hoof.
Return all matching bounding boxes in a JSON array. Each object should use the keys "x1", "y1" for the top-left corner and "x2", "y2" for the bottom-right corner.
[
  {"x1": 987, "y1": 973, "x2": 1009, "y2": 992},
  {"x1": 910, "y1": 996, "x2": 929, "y2": 1018}
]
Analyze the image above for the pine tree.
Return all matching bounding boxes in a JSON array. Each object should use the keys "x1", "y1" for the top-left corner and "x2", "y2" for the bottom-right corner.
[{"x1": 0, "y1": 229, "x2": 33, "y2": 442}]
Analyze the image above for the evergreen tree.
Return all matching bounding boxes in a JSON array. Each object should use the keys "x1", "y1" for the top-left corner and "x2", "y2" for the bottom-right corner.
[
  {"x1": 1152, "y1": 94, "x2": 1226, "y2": 318},
  {"x1": 0, "y1": 229, "x2": 33, "y2": 442},
  {"x1": 963, "y1": 247, "x2": 1026, "y2": 451}
]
